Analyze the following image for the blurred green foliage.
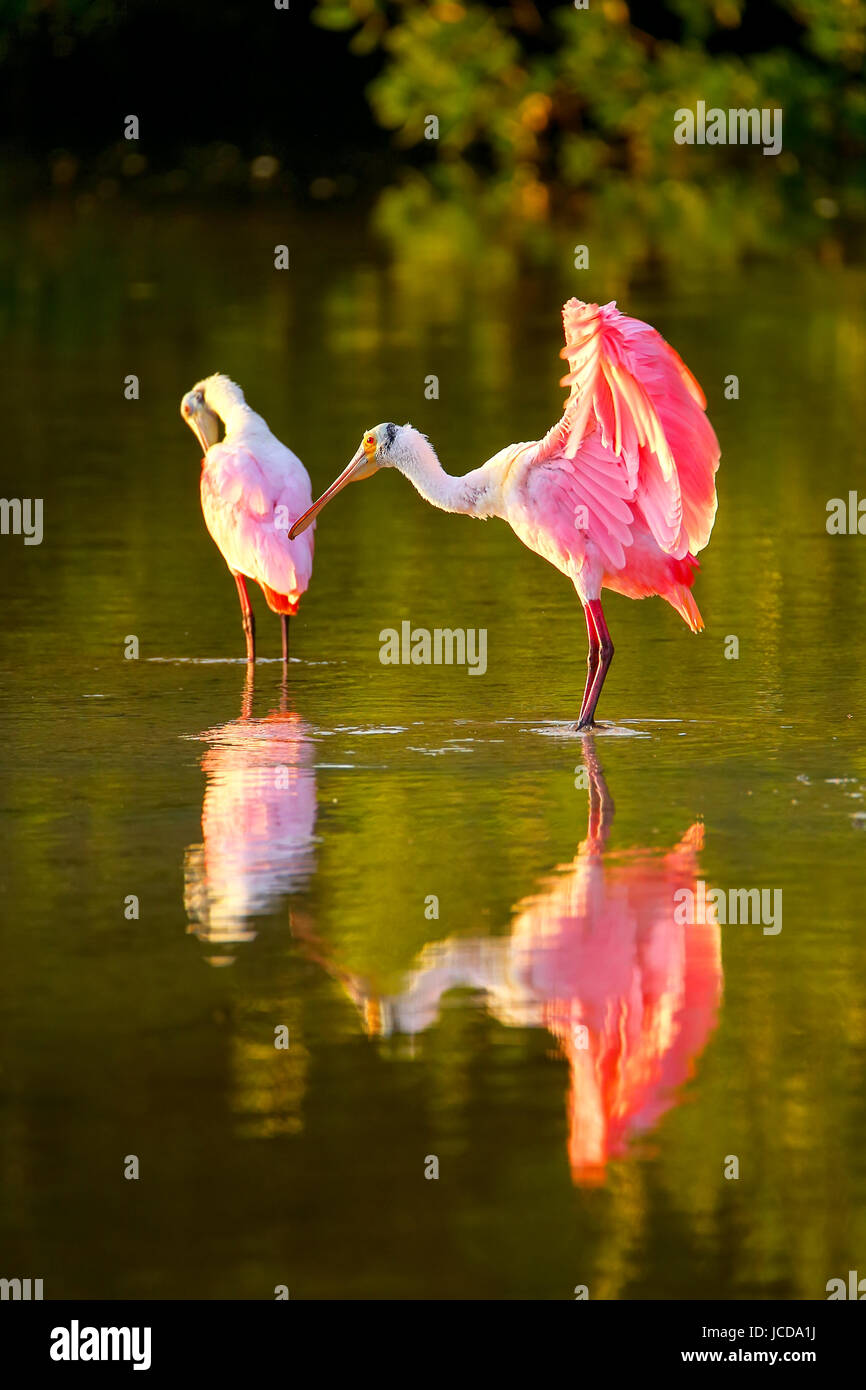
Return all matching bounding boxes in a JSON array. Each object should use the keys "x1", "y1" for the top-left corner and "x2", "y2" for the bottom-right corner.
[
  {"x1": 0, "y1": 1, "x2": 863, "y2": 271},
  {"x1": 314, "y1": 0, "x2": 866, "y2": 269}
]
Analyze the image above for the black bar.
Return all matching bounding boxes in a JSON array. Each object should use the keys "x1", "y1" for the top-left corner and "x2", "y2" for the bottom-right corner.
[{"x1": 1, "y1": 1299, "x2": 860, "y2": 1375}]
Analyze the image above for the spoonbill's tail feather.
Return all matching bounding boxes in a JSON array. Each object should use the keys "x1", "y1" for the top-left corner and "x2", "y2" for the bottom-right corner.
[
  {"x1": 260, "y1": 583, "x2": 300, "y2": 616},
  {"x1": 667, "y1": 583, "x2": 704, "y2": 634}
]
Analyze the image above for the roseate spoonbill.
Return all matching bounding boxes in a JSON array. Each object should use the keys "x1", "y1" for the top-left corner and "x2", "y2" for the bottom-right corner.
[
  {"x1": 181, "y1": 374, "x2": 315, "y2": 663},
  {"x1": 289, "y1": 299, "x2": 720, "y2": 727},
  {"x1": 318, "y1": 742, "x2": 721, "y2": 1184}
]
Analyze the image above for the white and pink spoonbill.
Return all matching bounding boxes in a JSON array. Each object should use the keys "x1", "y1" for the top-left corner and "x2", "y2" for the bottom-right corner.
[
  {"x1": 181, "y1": 374, "x2": 314, "y2": 663},
  {"x1": 289, "y1": 299, "x2": 720, "y2": 727}
]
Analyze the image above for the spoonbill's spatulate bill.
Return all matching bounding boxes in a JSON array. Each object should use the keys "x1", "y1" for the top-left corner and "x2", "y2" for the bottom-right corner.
[
  {"x1": 181, "y1": 375, "x2": 315, "y2": 663},
  {"x1": 289, "y1": 299, "x2": 720, "y2": 727}
]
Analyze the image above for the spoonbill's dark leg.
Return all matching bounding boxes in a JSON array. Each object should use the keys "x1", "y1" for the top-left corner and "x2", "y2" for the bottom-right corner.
[
  {"x1": 576, "y1": 599, "x2": 614, "y2": 730},
  {"x1": 231, "y1": 571, "x2": 256, "y2": 663},
  {"x1": 281, "y1": 614, "x2": 290, "y2": 665},
  {"x1": 578, "y1": 604, "x2": 600, "y2": 728}
]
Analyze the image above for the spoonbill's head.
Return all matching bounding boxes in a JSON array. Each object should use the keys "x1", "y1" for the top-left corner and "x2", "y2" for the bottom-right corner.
[
  {"x1": 180, "y1": 383, "x2": 221, "y2": 456},
  {"x1": 289, "y1": 422, "x2": 413, "y2": 538}
]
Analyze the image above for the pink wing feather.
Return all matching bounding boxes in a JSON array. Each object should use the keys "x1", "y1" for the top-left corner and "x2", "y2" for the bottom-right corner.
[
  {"x1": 536, "y1": 299, "x2": 720, "y2": 558},
  {"x1": 200, "y1": 443, "x2": 314, "y2": 613}
]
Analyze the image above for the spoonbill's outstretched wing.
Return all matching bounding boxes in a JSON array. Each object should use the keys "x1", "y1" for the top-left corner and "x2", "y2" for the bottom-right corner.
[{"x1": 532, "y1": 299, "x2": 720, "y2": 559}]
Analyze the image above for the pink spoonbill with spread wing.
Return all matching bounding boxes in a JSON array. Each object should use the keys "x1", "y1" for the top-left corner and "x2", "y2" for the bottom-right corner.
[
  {"x1": 289, "y1": 299, "x2": 720, "y2": 726},
  {"x1": 181, "y1": 374, "x2": 315, "y2": 663}
]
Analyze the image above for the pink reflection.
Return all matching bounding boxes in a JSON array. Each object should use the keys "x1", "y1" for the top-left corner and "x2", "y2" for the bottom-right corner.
[
  {"x1": 342, "y1": 742, "x2": 721, "y2": 1184},
  {"x1": 184, "y1": 671, "x2": 317, "y2": 962}
]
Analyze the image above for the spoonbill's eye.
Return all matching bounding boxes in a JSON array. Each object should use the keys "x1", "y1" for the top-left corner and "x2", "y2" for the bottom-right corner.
[{"x1": 365, "y1": 434, "x2": 376, "y2": 448}]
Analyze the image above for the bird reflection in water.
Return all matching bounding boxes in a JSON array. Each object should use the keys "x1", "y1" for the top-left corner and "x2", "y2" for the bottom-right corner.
[
  {"x1": 318, "y1": 740, "x2": 722, "y2": 1185},
  {"x1": 183, "y1": 668, "x2": 317, "y2": 965}
]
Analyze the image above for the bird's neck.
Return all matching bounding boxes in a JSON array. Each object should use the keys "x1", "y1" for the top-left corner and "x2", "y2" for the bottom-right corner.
[
  {"x1": 221, "y1": 406, "x2": 270, "y2": 444},
  {"x1": 396, "y1": 437, "x2": 498, "y2": 519}
]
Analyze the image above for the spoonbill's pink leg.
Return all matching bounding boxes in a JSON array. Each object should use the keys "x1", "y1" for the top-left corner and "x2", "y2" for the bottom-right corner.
[
  {"x1": 577, "y1": 599, "x2": 614, "y2": 730},
  {"x1": 579, "y1": 604, "x2": 600, "y2": 727},
  {"x1": 281, "y1": 615, "x2": 290, "y2": 665},
  {"x1": 232, "y1": 571, "x2": 256, "y2": 663}
]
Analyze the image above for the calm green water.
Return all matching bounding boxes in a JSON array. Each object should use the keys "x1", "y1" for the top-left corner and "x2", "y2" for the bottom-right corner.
[{"x1": 1, "y1": 205, "x2": 865, "y2": 1299}]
